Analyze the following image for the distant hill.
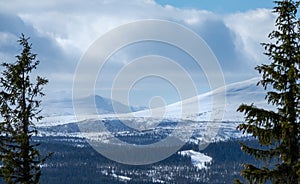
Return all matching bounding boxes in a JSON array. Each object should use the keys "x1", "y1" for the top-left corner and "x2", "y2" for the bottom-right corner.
[
  {"x1": 133, "y1": 77, "x2": 272, "y2": 122},
  {"x1": 43, "y1": 94, "x2": 144, "y2": 117}
]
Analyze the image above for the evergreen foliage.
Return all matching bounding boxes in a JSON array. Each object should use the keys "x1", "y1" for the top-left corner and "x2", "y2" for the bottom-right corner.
[
  {"x1": 0, "y1": 34, "x2": 50, "y2": 183},
  {"x1": 236, "y1": 0, "x2": 300, "y2": 183}
]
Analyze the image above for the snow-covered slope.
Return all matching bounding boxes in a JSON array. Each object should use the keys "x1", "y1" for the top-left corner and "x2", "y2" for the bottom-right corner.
[
  {"x1": 43, "y1": 77, "x2": 269, "y2": 122},
  {"x1": 42, "y1": 95, "x2": 144, "y2": 117},
  {"x1": 129, "y1": 77, "x2": 271, "y2": 122},
  {"x1": 36, "y1": 78, "x2": 273, "y2": 170},
  {"x1": 39, "y1": 77, "x2": 273, "y2": 140},
  {"x1": 40, "y1": 94, "x2": 143, "y2": 127},
  {"x1": 178, "y1": 150, "x2": 212, "y2": 169}
]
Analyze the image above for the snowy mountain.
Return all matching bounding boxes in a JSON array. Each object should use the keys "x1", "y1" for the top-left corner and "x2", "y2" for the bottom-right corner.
[
  {"x1": 36, "y1": 77, "x2": 273, "y2": 170},
  {"x1": 131, "y1": 77, "x2": 271, "y2": 122},
  {"x1": 42, "y1": 94, "x2": 144, "y2": 117},
  {"x1": 40, "y1": 94, "x2": 144, "y2": 128},
  {"x1": 42, "y1": 77, "x2": 270, "y2": 122},
  {"x1": 38, "y1": 77, "x2": 273, "y2": 142}
]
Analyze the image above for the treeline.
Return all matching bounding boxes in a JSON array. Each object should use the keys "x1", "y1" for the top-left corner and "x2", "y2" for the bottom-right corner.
[{"x1": 35, "y1": 136, "x2": 259, "y2": 184}]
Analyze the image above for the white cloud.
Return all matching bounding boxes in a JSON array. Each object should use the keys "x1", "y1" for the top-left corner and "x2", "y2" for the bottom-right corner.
[
  {"x1": 0, "y1": 1, "x2": 275, "y2": 65},
  {"x1": 224, "y1": 8, "x2": 276, "y2": 64},
  {"x1": 4, "y1": 0, "x2": 217, "y2": 57},
  {"x1": 0, "y1": 32, "x2": 18, "y2": 47},
  {"x1": 0, "y1": 0, "x2": 276, "y2": 103},
  {"x1": 0, "y1": 32, "x2": 18, "y2": 63}
]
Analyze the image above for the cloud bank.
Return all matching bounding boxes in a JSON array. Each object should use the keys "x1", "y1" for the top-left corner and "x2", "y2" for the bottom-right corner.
[{"x1": 0, "y1": 0, "x2": 276, "y2": 105}]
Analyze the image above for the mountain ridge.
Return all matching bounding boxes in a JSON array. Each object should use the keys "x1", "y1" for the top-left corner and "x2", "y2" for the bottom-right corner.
[{"x1": 40, "y1": 77, "x2": 272, "y2": 128}]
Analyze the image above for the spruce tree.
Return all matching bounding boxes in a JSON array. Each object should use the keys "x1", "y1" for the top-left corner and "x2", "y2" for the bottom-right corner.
[
  {"x1": 236, "y1": 0, "x2": 300, "y2": 183},
  {"x1": 0, "y1": 34, "x2": 49, "y2": 183}
]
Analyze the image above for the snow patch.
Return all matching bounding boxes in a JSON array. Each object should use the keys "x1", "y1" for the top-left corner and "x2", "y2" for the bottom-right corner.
[
  {"x1": 179, "y1": 150, "x2": 212, "y2": 170},
  {"x1": 111, "y1": 173, "x2": 131, "y2": 182},
  {"x1": 152, "y1": 178, "x2": 165, "y2": 183}
]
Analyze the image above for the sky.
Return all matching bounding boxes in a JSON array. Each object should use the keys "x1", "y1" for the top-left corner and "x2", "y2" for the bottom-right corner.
[{"x1": 0, "y1": 0, "x2": 277, "y2": 107}]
